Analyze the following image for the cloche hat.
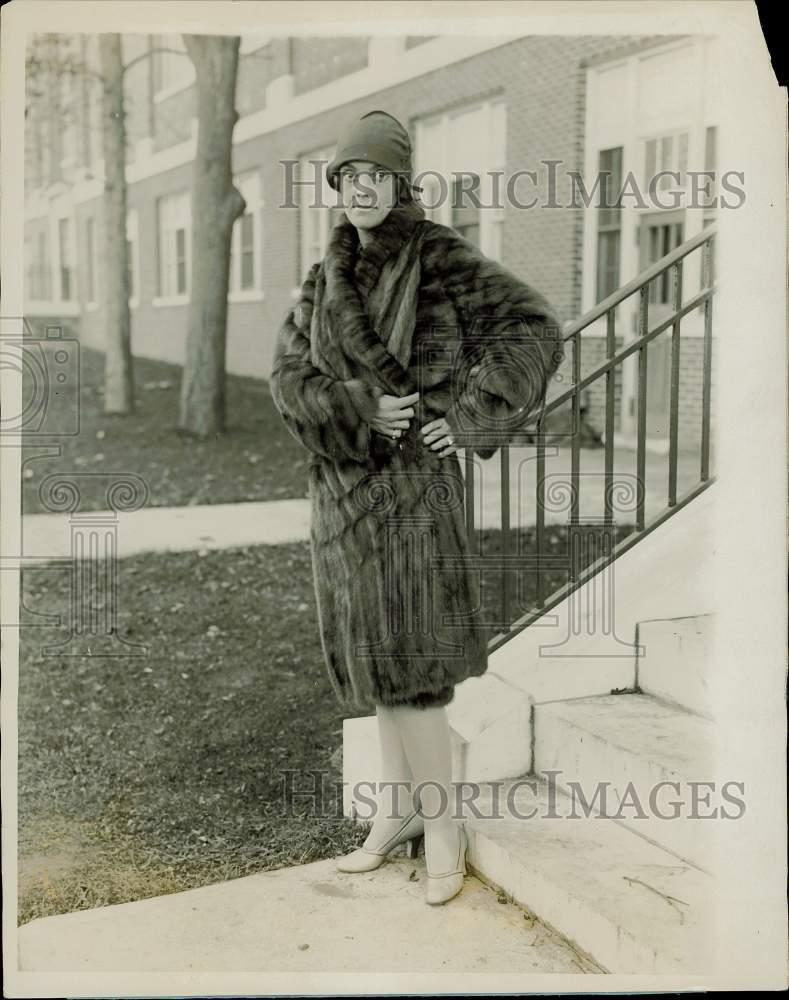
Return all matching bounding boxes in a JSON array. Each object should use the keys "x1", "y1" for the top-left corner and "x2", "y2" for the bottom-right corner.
[{"x1": 326, "y1": 110, "x2": 422, "y2": 193}]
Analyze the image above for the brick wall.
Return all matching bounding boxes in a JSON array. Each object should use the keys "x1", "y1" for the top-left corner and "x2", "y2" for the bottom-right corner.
[{"x1": 291, "y1": 37, "x2": 369, "y2": 96}]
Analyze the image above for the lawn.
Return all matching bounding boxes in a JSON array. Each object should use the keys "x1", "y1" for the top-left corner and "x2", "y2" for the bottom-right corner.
[
  {"x1": 18, "y1": 541, "x2": 363, "y2": 924},
  {"x1": 22, "y1": 347, "x2": 310, "y2": 515}
]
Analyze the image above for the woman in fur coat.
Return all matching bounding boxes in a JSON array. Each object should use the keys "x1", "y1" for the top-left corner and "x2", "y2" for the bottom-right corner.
[{"x1": 270, "y1": 110, "x2": 563, "y2": 904}]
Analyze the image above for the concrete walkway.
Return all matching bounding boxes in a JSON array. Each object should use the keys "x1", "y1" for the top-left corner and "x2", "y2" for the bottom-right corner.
[
  {"x1": 20, "y1": 497, "x2": 311, "y2": 564},
  {"x1": 20, "y1": 446, "x2": 706, "y2": 563},
  {"x1": 18, "y1": 855, "x2": 598, "y2": 974}
]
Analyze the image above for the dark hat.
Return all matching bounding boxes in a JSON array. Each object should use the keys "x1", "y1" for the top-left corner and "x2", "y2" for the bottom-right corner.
[{"x1": 326, "y1": 110, "x2": 420, "y2": 192}]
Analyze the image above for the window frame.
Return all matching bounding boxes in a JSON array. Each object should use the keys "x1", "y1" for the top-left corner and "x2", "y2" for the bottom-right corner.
[
  {"x1": 84, "y1": 215, "x2": 99, "y2": 310},
  {"x1": 127, "y1": 209, "x2": 140, "y2": 309},
  {"x1": 298, "y1": 144, "x2": 339, "y2": 283},
  {"x1": 595, "y1": 145, "x2": 624, "y2": 304},
  {"x1": 229, "y1": 171, "x2": 265, "y2": 302},
  {"x1": 56, "y1": 215, "x2": 76, "y2": 303},
  {"x1": 413, "y1": 98, "x2": 507, "y2": 260},
  {"x1": 154, "y1": 189, "x2": 191, "y2": 306}
]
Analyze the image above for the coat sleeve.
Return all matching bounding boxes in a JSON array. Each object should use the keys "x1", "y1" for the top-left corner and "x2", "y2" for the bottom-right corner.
[
  {"x1": 422, "y1": 225, "x2": 565, "y2": 458},
  {"x1": 269, "y1": 263, "x2": 382, "y2": 463}
]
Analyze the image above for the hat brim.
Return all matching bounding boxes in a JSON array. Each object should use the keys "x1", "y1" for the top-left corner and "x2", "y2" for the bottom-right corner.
[{"x1": 326, "y1": 143, "x2": 412, "y2": 190}]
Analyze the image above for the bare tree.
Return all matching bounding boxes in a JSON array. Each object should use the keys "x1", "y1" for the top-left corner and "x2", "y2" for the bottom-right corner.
[
  {"x1": 178, "y1": 34, "x2": 245, "y2": 437},
  {"x1": 98, "y1": 34, "x2": 133, "y2": 414}
]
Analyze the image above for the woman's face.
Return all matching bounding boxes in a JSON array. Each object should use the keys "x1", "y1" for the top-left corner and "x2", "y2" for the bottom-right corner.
[{"x1": 339, "y1": 160, "x2": 397, "y2": 232}]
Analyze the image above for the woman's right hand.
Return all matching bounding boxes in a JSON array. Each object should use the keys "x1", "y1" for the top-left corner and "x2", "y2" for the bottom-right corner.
[{"x1": 370, "y1": 391, "x2": 420, "y2": 441}]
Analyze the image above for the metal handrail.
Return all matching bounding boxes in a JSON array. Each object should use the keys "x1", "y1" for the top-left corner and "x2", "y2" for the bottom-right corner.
[
  {"x1": 562, "y1": 223, "x2": 716, "y2": 339},
  {"x1": 477, "y1": 222, "x2": 717, "y2": 654}
]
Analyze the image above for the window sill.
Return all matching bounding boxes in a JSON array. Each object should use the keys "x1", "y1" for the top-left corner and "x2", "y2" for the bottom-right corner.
[
  {"x1": 23, "y1": 300, "x2": 81, "y2": 317},
  {"x1": 228, "y1": 289, "x2": 265, "y2": 303},
  {"x1": 152, "y1": 295, "x2": 190, "y2": 308}
]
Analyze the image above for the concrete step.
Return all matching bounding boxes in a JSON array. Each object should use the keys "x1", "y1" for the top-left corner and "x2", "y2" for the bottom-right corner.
[
  {"x1": 637, "y1": 614, "x2": 714, "y2": 718},
  {"x1": 533, "y1": 693, "x2": 720, "y2": 870},
  {"x1": 465, "y1": 778, "x2": 717, "y2": 974}
]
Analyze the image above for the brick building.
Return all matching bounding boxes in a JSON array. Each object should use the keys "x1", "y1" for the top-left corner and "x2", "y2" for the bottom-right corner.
[{"x1": 24, "y1": 32, "x2": 720, "y2": 448}]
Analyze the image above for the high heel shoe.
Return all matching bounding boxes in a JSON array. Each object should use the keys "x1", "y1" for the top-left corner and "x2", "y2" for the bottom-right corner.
[
  {"x1": 425, "y1": 824, "x2": 467, "y2": 905},
  {"x1": 336, "y1": 809, "x2": 425, "y2": 873}
]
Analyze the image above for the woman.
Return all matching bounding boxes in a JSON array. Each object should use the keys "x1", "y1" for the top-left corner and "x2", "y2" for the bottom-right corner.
[{"x1": 270, "y1": 110, "x2": 563, "y2": 905}]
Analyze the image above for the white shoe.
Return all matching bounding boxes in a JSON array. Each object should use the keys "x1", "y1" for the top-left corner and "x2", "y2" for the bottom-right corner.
[
  {"x1": 336, "y1": 810, "x2": 425, "y2": 873},
  {"x1": 425, "y1": 824, "x2": 467, "y2": 905}
]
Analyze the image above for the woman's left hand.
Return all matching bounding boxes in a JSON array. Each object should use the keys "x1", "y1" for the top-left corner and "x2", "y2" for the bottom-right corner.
[{"x1": 420, "y1": 418, "x2": 458, "y2": 457}]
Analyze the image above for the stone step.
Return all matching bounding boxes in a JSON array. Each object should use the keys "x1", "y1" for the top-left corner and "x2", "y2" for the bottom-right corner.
[
  {"x1": 465, "y1": 777, "x2": 717, "y2": 974},
  {"x1": 637, "y1": 614, "x2": 714, "y2": 718},
  {"x1": 533, "y1": 693, "x2": 720, "y2": 870}
]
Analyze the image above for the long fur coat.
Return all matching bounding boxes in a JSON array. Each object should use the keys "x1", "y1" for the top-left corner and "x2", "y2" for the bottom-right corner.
[{"x1": 270, "y1": 201, "x2": 563, "y2": 712}]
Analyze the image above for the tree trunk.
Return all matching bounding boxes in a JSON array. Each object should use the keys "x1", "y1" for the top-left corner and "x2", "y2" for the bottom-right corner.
[
  {"x1": 99, "y1": 34, "x2": 134, "y2": 414},
  {"x1": 179, "y1": 34, "x2": 245, "y2": 437}
]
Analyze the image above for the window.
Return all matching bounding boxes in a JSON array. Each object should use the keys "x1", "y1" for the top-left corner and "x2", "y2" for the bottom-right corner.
[
  {"x1": 85, "y1": 216, "x2": 98, "y2": 305},
  {"x1": 451, "y1": 173, "x2": 481, "y2": 246},
  {"x1": 643, "y1": 130, "x2": 689, "y2": 193},
  {"x1": 60, "y1": 72, "x2": 77, "y2": 167},
  {"x1": 156, "y1": 190, "x2": 191, "y2": 300},
  {"x1": 414, "y1": 99, "x2": 506, "y2": 259},
  {"x1": 126, "y1": 210, "x2": 139, "y2": 307},
  {"x1": 58, "y1": 217, "x2": 74, "y2": 301},
  {"x1": 595, "y1": 146, "x2": 623, "y2": 303},
  {"x1": 640, "y1": 216, "x2": 684, "y2": 306},
  {"x1": 229, "y1": 172, "x2": 263, "y2": 297},
  {"x1": 298, "y1": 145, "x2": 342, "y2": 280},
  {"x1": 31, "y1": 231, "x2": 51, "y2": 300},
  {"x1": 152, "y1": 34, "x2": 195, "y2": 100}
]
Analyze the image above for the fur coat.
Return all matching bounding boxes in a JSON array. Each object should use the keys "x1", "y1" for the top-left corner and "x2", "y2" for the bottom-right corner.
[{"x1": 270, "y1": 202, "x2": 563, "y2": 712}]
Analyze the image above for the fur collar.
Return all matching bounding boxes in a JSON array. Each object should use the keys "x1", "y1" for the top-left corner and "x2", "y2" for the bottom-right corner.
[{"x1": 319, "y1": 203, "x2": 427, "y2": 396}]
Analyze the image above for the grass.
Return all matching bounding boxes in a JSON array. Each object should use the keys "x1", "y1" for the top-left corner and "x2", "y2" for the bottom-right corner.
[
  {"x1": 18, "y1": 541, "x2": 364, "y2": 925},
  {"x1": 22, "y1": 347, "x2": 310, "y2": 515}
]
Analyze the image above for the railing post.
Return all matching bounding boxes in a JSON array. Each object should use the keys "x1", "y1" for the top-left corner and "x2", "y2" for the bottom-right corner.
[
  {"x1": 571, "y1": 331, "x2": 581, "y2": 539},
  {"x1": 636, "y1": 286, "x2": 649, "y2": 531},
  {"x1": 536, "y1": 414, "x2": 546, "y2": 608},
  {"x1": 464, "y1": 448, "x2": 476, "y2": 553},
  {"x1": 604, "y1": 308, "x2": 616, "y2": 525},
  {"x1": 500, "y1": 444, "x2": 510, "y2": 626},
  {"x1": 668, "y1": 260, "x2": 683, "y2": 506},
  {"x1": 701, "y1": 235, "x2": 715, "y2": 481}
]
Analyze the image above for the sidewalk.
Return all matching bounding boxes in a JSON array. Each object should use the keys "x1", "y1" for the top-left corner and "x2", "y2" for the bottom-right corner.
[
  {"x1": 19, "y1": 497, "x2": 311, "y2": 564},
  {"x1": 20, "y1": 446, "x2": 704, "y2": 563},
  {"x1": 17, "y1": 855, "x2": 598, "y2": 974}
]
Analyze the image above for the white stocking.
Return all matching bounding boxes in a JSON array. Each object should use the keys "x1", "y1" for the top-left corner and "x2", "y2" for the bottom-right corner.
[
  {"x1": 390, "y1": 703, "x2": 461, "y2": 874},
  {"x1": 361, "y1": 704, "x2": 415, "y2": 850}
]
